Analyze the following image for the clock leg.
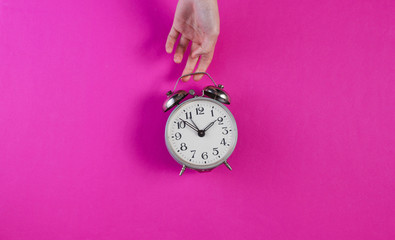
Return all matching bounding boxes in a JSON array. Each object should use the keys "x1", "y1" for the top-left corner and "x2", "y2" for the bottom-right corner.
[
  {"x1": 179, "y1": 165, "x2": 186, "y2": 176},
  {"x1": 224, "y1": 161, "x2": 232, "y2": 171}
]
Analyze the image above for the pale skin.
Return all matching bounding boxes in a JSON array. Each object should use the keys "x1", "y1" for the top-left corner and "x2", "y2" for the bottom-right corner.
[{"x1": 165, "y1": 0, "x2": 220, "y2": 81}]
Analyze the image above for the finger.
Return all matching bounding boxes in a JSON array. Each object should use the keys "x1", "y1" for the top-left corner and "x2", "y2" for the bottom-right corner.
[
  {"x1": 165, "y1": 27, "x2": 179, "y2": 53},
  {"x1": 194, "y1": 52, "x2": 214, "y2": 81},
  {"x1": 181, "y1": 54, "x2": 199, "y2": 82},
  {"x1": 174, "y1": 36, "x2": 190, "y2": 63},
  {"x1": 181, "y1": 56, "x2": 199, "y2": 81}
]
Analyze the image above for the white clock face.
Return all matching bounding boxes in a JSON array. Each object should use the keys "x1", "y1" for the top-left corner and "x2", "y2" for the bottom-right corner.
[{"x1": 165, "y1": 97, "x2": 238, "y2": 170}]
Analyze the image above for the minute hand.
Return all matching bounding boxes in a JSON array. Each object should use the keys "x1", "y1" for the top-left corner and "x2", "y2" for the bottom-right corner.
[
  {"x1": 203, "y1": 120, "x2": 217, "y2": 132},
  {"x1": 179, "y1": 118, "x2": 199, "y2": 132}
]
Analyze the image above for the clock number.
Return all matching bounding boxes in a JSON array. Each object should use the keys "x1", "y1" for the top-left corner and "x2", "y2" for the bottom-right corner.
[
  {"x1": 174, "y1": 132, "x2": 182, "y2": 140},
  {"x1": 222, "y1": 127, "x2": 229, "y2": 135},
  {"x1": 217, "y1": 117, "x2": 224, "y2": 125},
  {"x1": 212, "y1": 148, "x2": 219, "y2": 156},
  {"x1": 220, "y1": 138, "x2": 226, "y2": 146},
  {"x1": 185, "y1": 112, "x2": 192, "y2": 119},
  {"x1": 201, "y1": 152, "x2": 208, "y2": 160},
  {"x1": 177, "y1": 121, "x2": 186, "y2": 129},
  {"x1": 196, "y1": 107, "x2": 204, "y2": 115},
  {"x1": 191, "y1": 150, "x2": 196, "y2": 158},
  {"x1": 211, "y1": 109, "x2": 214, "y2": 117},
  {"x1": 180, "y1": 143, "x2": 187, "y2": 151}
]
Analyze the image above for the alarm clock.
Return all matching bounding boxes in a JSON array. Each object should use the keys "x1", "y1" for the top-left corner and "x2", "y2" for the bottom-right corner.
[{"x1": 163, "y1": 72, "x2": 238, "y2": 175}]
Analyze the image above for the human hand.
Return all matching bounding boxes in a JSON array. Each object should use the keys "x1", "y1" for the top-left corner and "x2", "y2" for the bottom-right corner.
[{"x1": 166, "y1": 0, "x2": 220, "y2": 81}]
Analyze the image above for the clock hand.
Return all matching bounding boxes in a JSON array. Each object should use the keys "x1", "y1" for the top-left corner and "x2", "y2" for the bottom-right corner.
[
  {"x1": 203, "y1": 120, "x2": 217, "y2": 132},
  {"x1": 190, "y1": 119, "x2": 201, "y2": 131},
  {"x1": 179, "y1": 118, "x2": 198, "y2": 132},
  {"x1": 191, "y1": 118, "x2": 207, "y2": 137}
]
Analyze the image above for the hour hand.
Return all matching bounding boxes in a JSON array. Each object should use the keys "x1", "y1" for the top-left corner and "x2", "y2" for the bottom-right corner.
[
  {"x1": 204, "y1": 120, "x2": 217, "y2": 132},
  {"x1": 179, "y1": 118, "x2": 198, "y2": 132}
]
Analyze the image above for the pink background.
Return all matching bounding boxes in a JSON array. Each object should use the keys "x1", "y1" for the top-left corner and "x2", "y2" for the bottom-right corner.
[{"x1": 1, "y1": 0, "x2": 394, "y2": 239}]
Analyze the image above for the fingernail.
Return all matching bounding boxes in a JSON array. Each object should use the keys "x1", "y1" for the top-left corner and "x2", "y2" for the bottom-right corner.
[{"x1": 174, "y1": 56, "x2": 181, "y2": 63}]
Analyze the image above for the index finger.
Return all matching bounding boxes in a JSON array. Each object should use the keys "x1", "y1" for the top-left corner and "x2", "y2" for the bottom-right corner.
[{"x1": 165, "y1": 27, "x2": 180, "y2": 53}]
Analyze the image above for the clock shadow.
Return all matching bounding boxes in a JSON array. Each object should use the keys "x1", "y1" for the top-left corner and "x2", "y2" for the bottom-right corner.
[{"x1": 131, "y1": 93, "x2": 180, "y2": 172}]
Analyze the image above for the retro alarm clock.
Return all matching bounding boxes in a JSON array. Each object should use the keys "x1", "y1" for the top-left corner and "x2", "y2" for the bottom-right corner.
[{"x1": 163, "y1": 72, "x2": 238, "y2": 175}]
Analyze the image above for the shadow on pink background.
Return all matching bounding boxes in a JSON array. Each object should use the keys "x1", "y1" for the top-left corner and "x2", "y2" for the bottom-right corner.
[{"x1": 1, "y1": 0, "x2": 394, "y2": 239}]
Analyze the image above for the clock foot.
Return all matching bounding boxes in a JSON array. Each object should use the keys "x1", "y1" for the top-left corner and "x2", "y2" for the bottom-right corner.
[
  {"x1": 224, "y1": 161, "x2": 232, "y2": 171},
  {"x1": 179, "y1": 165, "x2": 186, "y2": 176}
]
